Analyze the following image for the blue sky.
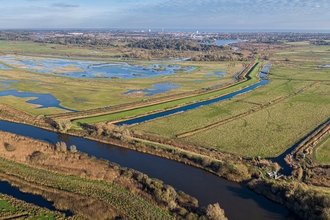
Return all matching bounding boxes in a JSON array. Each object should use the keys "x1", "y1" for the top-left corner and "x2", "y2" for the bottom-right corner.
[{"x1": 0, "y1": 0, "x2": 329, "y2": 31}]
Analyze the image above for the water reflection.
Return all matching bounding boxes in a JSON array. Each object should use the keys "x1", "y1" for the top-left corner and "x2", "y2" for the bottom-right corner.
[
  {"x1": 0, "y1": 55, "x2": 197, "y2": 79},
  {"x1": 0, "y1": 120, "x2": 293, "y2": 219}
]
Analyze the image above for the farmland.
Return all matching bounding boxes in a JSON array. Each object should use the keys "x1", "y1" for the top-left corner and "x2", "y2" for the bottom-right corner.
[
  {"x1": 1, "y1": 39, "x2": 330, "y2": 162},
  {"x1": 314, "y1": 134, "x2": 330, "y2": 165},
  {"x1": 1, "y1": 32, "x2": 330, "y2": 219}
]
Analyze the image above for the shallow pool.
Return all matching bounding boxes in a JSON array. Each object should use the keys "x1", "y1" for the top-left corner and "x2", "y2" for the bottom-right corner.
[
  {"x1": 124, "y1": 82, "x2": 180, "y2": 96},
  {"x1": 0, "y1": 89, "x2": 75, "y2": 111},
  {"x1": 0, "y1": 55, "x2": 196, "y2": 79}
]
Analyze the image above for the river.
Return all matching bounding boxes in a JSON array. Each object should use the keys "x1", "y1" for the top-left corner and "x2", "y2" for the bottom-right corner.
[{"x1": 0, "y1": 120, "x2": 296, "y2": 219}]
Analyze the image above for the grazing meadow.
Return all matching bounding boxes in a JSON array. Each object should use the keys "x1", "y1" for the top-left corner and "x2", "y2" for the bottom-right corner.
[
  {"x1": 1, "y1": 40, "x2": 330, "y2": 160},
  {"x1": 314, "y1": 135, "x2": 330, "y2": 165}
]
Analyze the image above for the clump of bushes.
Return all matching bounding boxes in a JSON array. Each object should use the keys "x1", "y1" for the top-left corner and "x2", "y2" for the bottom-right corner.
[
  {"x1": 206, "y1": 203, "x2": 228, "y2": 220},
  {"x1": 29, "y1": 151, "x2": 47, "y2": 162},
  {"x1": 249, "y1": 179, "x2": 330, "y2": 219},
  {"x1": 55, "y1": 119, "x2": 72, "y2": 133},
  {"x1": 4, "y1": 142, "x2": 16, "y2": 152},
  {"x1": 69, "y1": 145, "x2": 77, "y2": 153},
  {"x1": 54, "y1": 142, "x2": 77, "y2": 153},
  {"x1": 88, "y1": 122, "x2": 131, "y2": 142},
  {"x1": 55, "y1": 142, "x2": 67, "y2": 152},
  {"x1": 114, "y1": 165, "x2": 228, "y2": 220}
]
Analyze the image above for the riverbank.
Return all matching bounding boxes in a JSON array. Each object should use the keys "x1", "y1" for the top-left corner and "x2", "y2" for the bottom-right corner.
[
  {"x1": 248, "y1": 178, "x2": 330, "y2": 219},
  {"x1": 0, "y1": 119, "x2": 292, "y2": 219},
  {"x1": 0, "y1": 130, "x2": 225, "y2": 219},
  {"x1": 0, "y1": 192, "x2": 77, "y2": 220},
  {"x1": 0, "y1": 105, "x2": 253, "y2": 182}
]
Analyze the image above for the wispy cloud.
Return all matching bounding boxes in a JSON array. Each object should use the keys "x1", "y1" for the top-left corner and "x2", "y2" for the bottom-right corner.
[
  {"x1": 0, "y1": 0, "x2": 329, "y2": 30},
  {"x1": 52, "y1": 2, "x2": 80, "y2": 8}
]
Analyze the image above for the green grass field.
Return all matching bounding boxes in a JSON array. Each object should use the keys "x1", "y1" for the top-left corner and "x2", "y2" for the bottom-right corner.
[
  {"x1": 1, "y1": 40, "x2": 330, "y2": 161},
  {"x1": 131, "y1": 79, "x2": 315, "y2": 138},
  {"x1": 0, "y1": 193, "x2": 61, "y2": 220},
  {"x1": 0, "y1": 46, "x2": 249, "y2": 117},
  {"x1": 0, "y1": 41, "x2": 119, "y2": 57},
  {"x1": 314, "y1": 134, "x2": 330, "y2": 165},
  {"x1": 128, "y1": 45, "x2": 330, "y2": 158},
  {"x1": 181, "y1": 83, "x2": 330, "y2": 157}
]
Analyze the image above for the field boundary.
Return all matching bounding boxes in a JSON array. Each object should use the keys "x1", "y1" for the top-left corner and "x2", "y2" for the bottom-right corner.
[{"x1": 176, "y1": 82, "x2": 321, "y2": 138}]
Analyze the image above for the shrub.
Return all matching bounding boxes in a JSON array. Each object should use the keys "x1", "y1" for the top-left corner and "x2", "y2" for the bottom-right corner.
[
  {"x1": 206, "y1": 203, "x2": 228, "y2": 220},
  {"x1": 4, "y1": 142, "x2": 16, "y2": 152},
  {"x1": 55, "y1": 142, "x2": 67, "y2": 152},
  {"x1": 69, "y1": 145, "x2": 77, "y2": 153},
  {"x1": 56, "y1": 119, "x2": 72, "y2": 133},
  {"x1": 30, "y1": 151, "x2": 47, "y2": 162}
]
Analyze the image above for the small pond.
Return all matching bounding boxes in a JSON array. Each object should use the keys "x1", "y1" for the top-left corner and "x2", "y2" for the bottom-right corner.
[
  {"x1": 262, "y1": 64, "x2": 271, "y2": 73},
  {"x1": 0, "y1": 89, "x2": 75, "y2": 111},
  {"x1": 316, "y1": 64, "x2": 330, "y2": 69},
  {"x1": 124, "y1": 82, "x2": 180, "y2": 96},
  {"x1": 0, "y1": 55, "x2": 196, "y2": 79},
  {"x1": 214, "y1": 72, "x2": 227, "y2": 77}
]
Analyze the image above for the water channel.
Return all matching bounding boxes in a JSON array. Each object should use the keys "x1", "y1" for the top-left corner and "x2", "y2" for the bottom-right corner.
[
  {"x1": 0, "y1": 181, "x2": 73, "y2": 216},
  {"x1": 0, "y1": 120, "x2": 296, "y2": 219},
  {"x1": 116, "y1": 79, "x2": 269, "y2": 126},
  {"x1": 116, "y1": 64, "x2": 271, "y2": 126}
]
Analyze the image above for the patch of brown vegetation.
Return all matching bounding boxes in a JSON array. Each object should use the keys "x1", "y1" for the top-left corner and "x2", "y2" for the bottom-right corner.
[
  {"x1": 0, "y1": 131, "x2": 119, "y2": 182},
  {"x1": 0, "y1": 104, "x2": 54, "y2": 130},
  {"x1": 0, "y1": 131, "x2": 215, "y2": 219},
  {"x1": 0, "y1": 104, "x2": 35, "y2": 122}
]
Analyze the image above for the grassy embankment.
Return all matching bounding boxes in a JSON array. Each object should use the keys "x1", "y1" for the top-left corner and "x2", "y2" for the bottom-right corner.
[
  {"x1": 0, "y1": 158, "x2": 172, "y2": 220},
  {"x1": 1, "y1": 130, "x2": 220, "y2": 219},
  {"x1": 313, "y1": 134, "x2": 330, "y2": 165},
  {"x1": 0, "y1": 193, "x2": 72, "y2": 220},
  {"x1": 0, "y1": 129, "x2": 234, "y2": 219},
  {"x1": 132, "y1": 79, "x2": 315, "y2": 139}
]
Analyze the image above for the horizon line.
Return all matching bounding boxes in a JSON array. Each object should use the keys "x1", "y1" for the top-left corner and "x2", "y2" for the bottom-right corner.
[{"x1": 0, "y1": 27, "x2": 330, "y2": 33}]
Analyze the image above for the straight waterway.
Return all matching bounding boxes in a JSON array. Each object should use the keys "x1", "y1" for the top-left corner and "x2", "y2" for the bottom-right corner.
[
  {"x1": 116, "y1": 63, "x2": 271, "y2": 126},
  {"x1": 116, "y1": 79, "x2": 269, "y2": 126}
]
